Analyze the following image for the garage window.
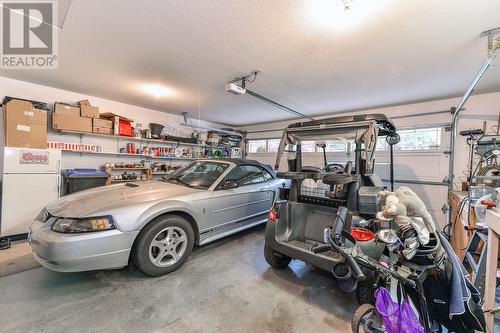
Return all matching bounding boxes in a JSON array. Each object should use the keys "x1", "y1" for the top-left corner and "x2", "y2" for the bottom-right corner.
[
  {"x1": 248, "y1": 140, "x2": 268, "y2": 153},
  {"x1": 267, "y1": 139, "x2": 280, "y2": 153},
  {"x1": 377, "y1": 127, "x2": 442, "y2": 151},
  {"x1": 248, "y1": 127, "x2": 442, "y2": 154},
  {"x1": 395, "y1": 127, "x2": 441, "y2": 150},
  {"x1": 300, "y1": 141, "x2": 317, "y2": 152},
  {"x1": 325, "y1": 140, "x2": 352, "y2": 152}
]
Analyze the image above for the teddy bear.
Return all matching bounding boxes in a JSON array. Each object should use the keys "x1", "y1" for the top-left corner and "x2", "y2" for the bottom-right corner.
[
  {"x1": 379, "y1": 186, "x2": 436, "y2": 231},
  {"x1": 377, "y1": 186, "x2": 436, "y2": 247}
]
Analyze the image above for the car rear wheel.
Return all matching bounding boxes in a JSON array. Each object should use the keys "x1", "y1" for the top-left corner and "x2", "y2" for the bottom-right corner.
[
  {"x1": 264, "y1": 244, "x2": 291, "y2": 269},
  {"x1": 133, "y1": 215, "x2": 194, "y2": 277}
]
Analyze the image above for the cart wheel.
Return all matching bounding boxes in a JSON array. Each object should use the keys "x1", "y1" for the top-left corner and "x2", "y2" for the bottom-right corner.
[
  {"x1": 356, "y1": 272, "x2": 376, "y2": 305},
  {"x1": 351, "y1": 304, "x2": 385, "y2": 333},
  {"x1": 264, "y1": 244, "x2": 291, "y2": 269}
]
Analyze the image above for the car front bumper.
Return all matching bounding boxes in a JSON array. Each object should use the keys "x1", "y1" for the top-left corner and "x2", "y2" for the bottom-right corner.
[{"x1": 29, "y1": 219, "x2": 139, "y2": 272}]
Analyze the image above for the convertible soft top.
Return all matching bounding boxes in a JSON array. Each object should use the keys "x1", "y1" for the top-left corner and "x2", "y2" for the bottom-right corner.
[{"x1": 200, "y1": 158, "x2": 276, "y2": 178}]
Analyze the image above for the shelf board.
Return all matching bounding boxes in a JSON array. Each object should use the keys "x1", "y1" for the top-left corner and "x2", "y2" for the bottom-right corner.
[
  {"x1": 61, "y1": 149, "x2": 196, "y2": 160},
  {"x1": 53, "y1": 130, "x2": 204, "y2": 147},
  {"x1": 111, "y1": 179, "x2": 148, "y2": 183},
  {"x1": 52, "y1": 130, "x2": 241, "y2": 149},
  {"x1": 107, "y1": 167, "x2": 149, "y2": 170}
]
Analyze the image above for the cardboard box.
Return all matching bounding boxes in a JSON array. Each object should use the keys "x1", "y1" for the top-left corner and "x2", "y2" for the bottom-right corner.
[
  {"x1": 52, "y1": 113, "x2": 92, "y2": 133},
  {"x1": 93, "y1": 118, "x2": 113, "y2": 128},
  {"x1": 93, "y1": 126, "x2": 113, "y2": 135},
  {"x1": 78, "y1": 100, "x2": 99, "y2": 118},
  {"x1": 100, "y1": 112, "x2": 133, "y2": 136},
  {"x1": 4, "y1": 99, "x2": 47, "y2": 148},
  {"x1": 54, "y1": 102, "x2": 80, "y2": 117}
]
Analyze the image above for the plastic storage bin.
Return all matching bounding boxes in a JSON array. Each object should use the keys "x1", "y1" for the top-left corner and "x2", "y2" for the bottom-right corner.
[{"x1": 62, "y1": 169, "x2": 109, "y2": 195}]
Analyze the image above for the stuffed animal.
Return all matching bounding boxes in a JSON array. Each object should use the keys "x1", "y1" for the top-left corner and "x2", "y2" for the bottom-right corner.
[{"x1": 379, "y1": 187, "x2": 436, "y2": 232}]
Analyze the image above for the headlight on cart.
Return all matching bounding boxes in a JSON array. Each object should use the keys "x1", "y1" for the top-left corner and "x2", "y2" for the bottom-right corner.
[{"x1": 51, "y1": 216, "x2": 115, "y2": 233}]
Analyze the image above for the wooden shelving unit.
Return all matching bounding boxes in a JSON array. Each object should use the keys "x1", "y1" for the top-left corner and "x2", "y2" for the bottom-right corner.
[{"x1": 105, "y1": 166, "x2": 152, "y2": 185}]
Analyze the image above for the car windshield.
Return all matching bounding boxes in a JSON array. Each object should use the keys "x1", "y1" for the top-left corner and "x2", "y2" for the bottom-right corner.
[{"x1": 165, "y1": 161, "x2": 229, "y2": 189}]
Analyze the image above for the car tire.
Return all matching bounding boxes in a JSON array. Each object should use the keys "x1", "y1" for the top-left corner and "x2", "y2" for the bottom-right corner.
[
  {"x1": 133, "y1": 214, "x2": 194, "y2": 277},
  {"x1": 264, "y1": 244, "x2": 291, "y2": 269}
]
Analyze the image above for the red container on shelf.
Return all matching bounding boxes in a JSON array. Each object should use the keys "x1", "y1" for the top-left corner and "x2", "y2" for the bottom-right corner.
[
  {"x1": 119, "y1": 119, "x2": 134, "y2": 136},
  {"x1": 127, "y1": 143, "x2": 135, "y2": 154},
  {"x1": 153, "y1": 148, "x2": 159, "y2": 156}
]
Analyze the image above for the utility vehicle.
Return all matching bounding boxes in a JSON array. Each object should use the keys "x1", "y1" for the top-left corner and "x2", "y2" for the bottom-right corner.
[{"x1": 264, "y1": 114, "x2": 399, "y2": 301}]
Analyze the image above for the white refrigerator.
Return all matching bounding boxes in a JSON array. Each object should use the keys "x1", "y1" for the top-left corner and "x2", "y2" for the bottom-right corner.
[{"x1": 1, "y1": 147, "x2": 61, "y2": 237}]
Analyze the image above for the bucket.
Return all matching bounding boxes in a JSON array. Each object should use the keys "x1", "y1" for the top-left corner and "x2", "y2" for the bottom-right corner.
[{"x1": 150, "y1": 123, "x2": 164, "y2": 139}]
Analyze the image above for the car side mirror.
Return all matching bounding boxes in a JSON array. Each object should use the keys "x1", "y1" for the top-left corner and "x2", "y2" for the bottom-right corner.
[{"x1": 223, "y1": 181, "x2": 239, "y2": 189}]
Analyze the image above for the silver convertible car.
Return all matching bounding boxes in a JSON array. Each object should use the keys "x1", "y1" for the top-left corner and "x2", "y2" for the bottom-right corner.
[{"x1": 29, "y1": 159, "x2": 283, "y2": 276}]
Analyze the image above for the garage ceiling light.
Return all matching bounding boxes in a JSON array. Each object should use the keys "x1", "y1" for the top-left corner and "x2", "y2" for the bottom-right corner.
[
  {"x1": 141, "y1": 84, "x2": 174, "y2": 98},
  {"x1": 307, "y1": 0, "x2": 389, "y2": 31}
]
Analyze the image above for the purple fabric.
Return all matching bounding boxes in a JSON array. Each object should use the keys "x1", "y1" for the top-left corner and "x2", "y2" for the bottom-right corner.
[{"x1": 375, "y1": 287, "x2": 424, "y2": 333}]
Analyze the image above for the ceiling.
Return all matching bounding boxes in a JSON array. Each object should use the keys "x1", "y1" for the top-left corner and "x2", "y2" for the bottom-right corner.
[{"x1": 2, "y1": 0, "x2": 500, "y2": 126}]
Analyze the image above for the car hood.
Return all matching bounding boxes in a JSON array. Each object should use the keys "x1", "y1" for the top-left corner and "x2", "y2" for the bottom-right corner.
[{"x1": 47, "y1": 181, "x2": 201, "y2": 218}]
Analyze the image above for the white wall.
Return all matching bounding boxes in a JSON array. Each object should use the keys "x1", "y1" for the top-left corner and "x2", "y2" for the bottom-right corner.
[
  {"x1": 240, "y1": 91, "x2": 500, "y2": 229},
  {"x1": 0, "y1": 76, "x2": 224, "y2": 170}
]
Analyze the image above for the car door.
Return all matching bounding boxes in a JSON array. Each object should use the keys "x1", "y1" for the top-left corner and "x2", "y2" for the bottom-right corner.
[{"x1": 210, "y1": 165, "x2": 273, "y2": 228}]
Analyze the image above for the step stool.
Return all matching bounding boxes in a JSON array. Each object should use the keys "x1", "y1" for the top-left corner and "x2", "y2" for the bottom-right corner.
[{"x1": 462, "y1": 230, "x2": 488, "y2": 296}]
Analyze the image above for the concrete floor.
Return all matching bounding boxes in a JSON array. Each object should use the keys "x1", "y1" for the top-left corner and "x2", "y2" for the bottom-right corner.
[
  {"x1": 0, "y1": 240, "x2": 39, "y2": 277},
  {"x1": 0, "y1": 225, "x2": 357, "y2": 333}
]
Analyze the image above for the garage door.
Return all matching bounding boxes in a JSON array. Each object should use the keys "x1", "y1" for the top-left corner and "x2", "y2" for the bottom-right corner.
[{"x1": 247, "y1": 125, "x2": 451, "y2": 229}]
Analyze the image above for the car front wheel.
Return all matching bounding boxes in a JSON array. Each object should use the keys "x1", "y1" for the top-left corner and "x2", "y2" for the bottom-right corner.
[{"x1": 133, "y1": 215, "x2": 194, "y2": 277}]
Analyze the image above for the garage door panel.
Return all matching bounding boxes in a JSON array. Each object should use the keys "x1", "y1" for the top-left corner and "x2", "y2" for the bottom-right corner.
[
  {"x1": 393, "y1": 154, "x2": 443, "y2": 179},
  {"x1": 375, "y1": 153, "x2": 444, "y2": 181},
  {"x1": 248, "y1": 149, "x2": 449, "y2": 230}
]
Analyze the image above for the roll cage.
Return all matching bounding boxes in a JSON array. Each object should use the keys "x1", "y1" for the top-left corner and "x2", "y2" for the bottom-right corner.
[{"x1": 275, "y1": 114, "x2": 396, "y2": 176}]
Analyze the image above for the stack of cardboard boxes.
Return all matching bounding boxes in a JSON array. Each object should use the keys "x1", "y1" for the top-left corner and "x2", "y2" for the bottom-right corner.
[
  {"x1": 52, "y1": 100, "x2": 113, "y2": 135},
  {"x1": 52, "y1": 102, "x2": 92, "y2": 132},
  {"x1": 4, "y1": 97, "x2": 125, "y2": 150},
  {"x1": 92, "y1": 118, "x2": 113, "y2": 135},
  {"x1": 3, "y1": 98, "x2": 48, "y2": 148}
]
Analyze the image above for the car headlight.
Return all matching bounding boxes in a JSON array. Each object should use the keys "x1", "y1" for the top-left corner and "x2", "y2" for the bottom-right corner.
[{"x1": 51, "y1": 216, "x2": 115, "y2": 233}]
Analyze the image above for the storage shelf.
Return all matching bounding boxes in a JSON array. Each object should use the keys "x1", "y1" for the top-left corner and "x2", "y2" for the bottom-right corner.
[
  {"x1": 108, "y1": 167, "x2": 149, "y2": 170},
  {"x1": 53, "y1": 130, "x2": 239, "y2": 149},
  {"x1": 111, "y1": 179, "x2": 148, "y2": 183},
  {"x1": 53, "y1": 130, "x2": 204, "y2": 147},
  {"x1": 61, "y1": 149, "x2": 196, "y2": 160}
]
